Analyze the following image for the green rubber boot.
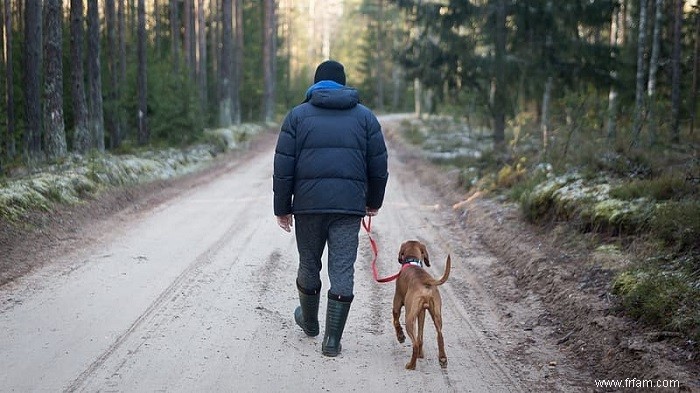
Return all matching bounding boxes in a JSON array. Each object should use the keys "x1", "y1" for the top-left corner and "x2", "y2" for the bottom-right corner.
[
  {"x1": 322, "y1": 293, "x2": 352, "y2": 357},
  {"x1": 294, "y1": 282, "x2": 320, "y2": 337}
]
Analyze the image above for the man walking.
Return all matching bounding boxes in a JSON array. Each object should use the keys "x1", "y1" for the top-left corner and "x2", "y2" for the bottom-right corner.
[{"x1": 273, "y1": 60, "x2": 388, "y2": 357}]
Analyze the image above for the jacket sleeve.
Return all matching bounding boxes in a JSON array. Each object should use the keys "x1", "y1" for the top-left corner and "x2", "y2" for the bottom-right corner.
[
  {"x1": 365, "y1": 114, "x2": 388, "y2": 210},
  {"x1": 273, "y1": 113, "x2": 296, "y2": 215}
]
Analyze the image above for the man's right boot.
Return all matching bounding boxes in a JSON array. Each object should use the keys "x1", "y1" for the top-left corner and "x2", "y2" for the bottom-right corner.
[{"x1": 294, "y1": 281, "x2": 320, "y2": 337}]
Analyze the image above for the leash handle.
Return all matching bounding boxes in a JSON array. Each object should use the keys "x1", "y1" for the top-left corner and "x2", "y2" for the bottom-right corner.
[{"x1": 362, "y1": 217, "x2": 400, "y2": 283}]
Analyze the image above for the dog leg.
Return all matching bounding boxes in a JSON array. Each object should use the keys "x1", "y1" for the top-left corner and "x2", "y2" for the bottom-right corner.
[
  {"x1": 417, "y1": 308, "x2": 426, "y2": 359},
  {"x1": 404, "y1": 310, "x2": 419, "y2": 370},
  {"x1": 430, "y1": 303, "x2": 447, "y2": 368},
  {"x1": 392, "y1": 295, "x2": 405, "y2": 343}
]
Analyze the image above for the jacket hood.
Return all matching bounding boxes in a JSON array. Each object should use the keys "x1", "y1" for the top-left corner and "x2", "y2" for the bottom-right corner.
[{"x1": 304, "y1": 81, "x2": 359, "y2": 110}]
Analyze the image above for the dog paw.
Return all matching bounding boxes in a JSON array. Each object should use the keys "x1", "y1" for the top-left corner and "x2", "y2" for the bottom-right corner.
[
  {"x1": 439, "y1": 357, "x2": 448, "y2": 368},
  {"x1": 397, "y1": 333, "x2": 405, "y2": 343},
  {"x1": 405, "y1": 362, "x2": 416, "y2": 370}
]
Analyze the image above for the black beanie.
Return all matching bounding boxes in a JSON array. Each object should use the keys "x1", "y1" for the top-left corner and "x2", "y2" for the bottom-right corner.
[{"x1": 313, "y1": 60, "x2": 346, "y2": 85}]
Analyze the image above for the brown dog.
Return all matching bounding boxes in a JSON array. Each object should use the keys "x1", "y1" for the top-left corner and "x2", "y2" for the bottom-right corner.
[{"x1": 393, "y1": 240, "x2": 451, "y2": 370}]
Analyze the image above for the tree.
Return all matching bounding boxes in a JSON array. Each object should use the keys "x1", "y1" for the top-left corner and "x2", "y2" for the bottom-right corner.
[
  {"x1": 233, "y1": 0, "x2": 243, "y2": 124},
  {"x1": 43, "y1": 0, "x2": 67, "y2": 159},
  {"x1": 492, "y1": 0, "x2": 507, "y2": 147},
  {"x1": 670, "y1": 0, "x2": 683, "y2": 142},
  {"x1": 170, "y1": 0, "x2": 180, "y2": 73},
  {"x1": 87, "y1": 0, "x2": 105, "y2": 151},
  {"x1": 105, "y1": 0, "x2": 122, "y2": 148},
  {"x1": 4, "y1": 0, "x2": 16, "y2": 161},
  {"x1": 184, "y1": 0, "x2": 194, "y2": 77},
  {"x1": 70, "y1": 0, "x2": 91, "y2": 153},
  {"x1": 691, "y1": 5, "x2": 699, "y2": 135},
  {"x1": 607, "y1": 2, "x2": 623, "y2": 140},
  {"x1": 197, "y1": 0, "x2": 207, "y2": 111},
  {"x1": 219, "y1": 0, "x2": 233, "y2": 126},
  {"x1": 137, "y1": 0, "x2": 148, "y2": 144},
  {"x1": 24, "y1": 0, "x2": 43, "y2": 160},
  {"x1": 632, "y1": 0, "x2": 648, "y2": 146},
  {"x1": 646, "y1": 0, "x2": 663, "y2": 145},
  {"x1": 262, "y1": 0, "x2": 276, "y2": 123}
]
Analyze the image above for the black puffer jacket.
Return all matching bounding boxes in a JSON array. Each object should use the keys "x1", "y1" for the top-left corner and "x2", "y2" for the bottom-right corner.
[{"x1": 273, "y1": 87, "x2": 388, "y2": 216}]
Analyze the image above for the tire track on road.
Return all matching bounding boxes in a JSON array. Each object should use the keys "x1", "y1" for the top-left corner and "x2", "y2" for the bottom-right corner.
[{"x1": 65, "y1": 220, "x2": 249, "y2": 392}]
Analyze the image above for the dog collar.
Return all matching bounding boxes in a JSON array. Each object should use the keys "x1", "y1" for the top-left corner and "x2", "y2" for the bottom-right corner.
[{"x1": 401, "y1": 257, "x2": 423, "y2": 267}]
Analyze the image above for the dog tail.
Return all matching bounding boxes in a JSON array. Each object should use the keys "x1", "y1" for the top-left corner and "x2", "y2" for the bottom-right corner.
[{"x1": 433, "y1": 254, "x2": 451, "y2": 286}]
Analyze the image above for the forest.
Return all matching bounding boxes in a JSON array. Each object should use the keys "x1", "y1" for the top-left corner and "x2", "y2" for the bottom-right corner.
[
  {"x1": 0, "y1": 0, "x2": 699, "y2": 340},
  {"x1": 0, "y1": 0, "x2": 698, "y2": 164}
]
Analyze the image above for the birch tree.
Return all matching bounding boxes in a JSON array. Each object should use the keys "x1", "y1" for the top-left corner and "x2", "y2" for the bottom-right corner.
[
  {"x1": 647, "y1": 0, "x2": 663, "y2": 145},
  {"x1": 607, "y1": 3, "x2": 623, "y2": 140}
]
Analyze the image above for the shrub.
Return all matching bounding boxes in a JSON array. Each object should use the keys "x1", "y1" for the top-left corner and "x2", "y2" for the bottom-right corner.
[
  {"x1": 613, "y1": 266, "x2": 700, "y2": 340},
  {"x1": 610, "y1": 175, "x2": 697, "y2": 201},
  {"x1": 650, "y1": 201, "x2": 700, "y2": 252}
]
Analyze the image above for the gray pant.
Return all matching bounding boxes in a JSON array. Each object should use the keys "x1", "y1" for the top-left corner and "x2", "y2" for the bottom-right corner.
[{"x1": 294, "y1": 214, "x2": 361, "y2": 298}]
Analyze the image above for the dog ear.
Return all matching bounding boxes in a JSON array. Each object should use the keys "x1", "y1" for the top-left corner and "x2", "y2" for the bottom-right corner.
[
  {"x1": 420, "y1": 243, "x2": 430, "y2": 267},
  {"x1": 398, "y1": 243, "x2": 405, "y2": 264}
]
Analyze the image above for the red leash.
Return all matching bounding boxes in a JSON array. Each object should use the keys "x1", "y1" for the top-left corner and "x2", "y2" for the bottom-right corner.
[{"x1": 362, "y1": 216, "x2": 401, "y2": 283}]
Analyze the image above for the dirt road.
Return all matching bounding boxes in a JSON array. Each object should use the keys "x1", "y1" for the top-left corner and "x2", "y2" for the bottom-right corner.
[{"x1": 1, "y1": 115, "x2": 586, "y2": 392}]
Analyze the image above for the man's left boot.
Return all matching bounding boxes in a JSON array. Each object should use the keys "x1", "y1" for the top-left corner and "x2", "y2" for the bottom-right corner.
[{"x1": 294, "y1": 281, "x2": 320, "y2": 337}]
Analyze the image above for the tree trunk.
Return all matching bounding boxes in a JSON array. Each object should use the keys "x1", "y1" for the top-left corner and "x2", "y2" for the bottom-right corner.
[
  {"x1": 541, "y1": 76, "x2": 553, "y2": 154},
  {"x1": 414, "y1": 78, "x2": 422, "y2": 117},
  {"x1": 137, "y1": 0, "x2": 148, "y2": 144},
  {"x1": 197, "y1": 0, "x2": 207, "y2": 111},
  {"x1": 105, "y1": 0, "x2": 121, "y2": 148},
  {"x1": 154, "y1": 0, "x2": 160, "y2": 55},
  {"x1": 87, "y1": 0, "x2": 105, "y2": 151},
  {"x1": 376, "y1": 0, "x2": 385, "y2": 111},
  {"x1": 607, "y1": 4, "x2": 622, "y2": 140},
  {"x1": 70, "y1": 0, "x2": 91, "y2": 153},
  {"x1": 691, "y1": 7, "x2": 699, "y2": 135},
  {"x1": 632, "y1": 0, "x2": 648, "y2": 146},
  {"x1": 4, "y1": 0, "x2": 15, "y2": 160},
  {"x1": 219, "y1": 0, "x2": 233, "y2": 127},
  {"x1": 170, "y1": 0, "x2": 180, "y2": 73},
  {"x1": 210, "y1": 0, "x2": 219, "y2": 91},
  {"x1": 492, "y1": 0, "x2": 507, "y2": 148},
  {"x1": 184, "y1": 0, "x2": 193, "y2": 76},
  {"x1": 262, "y1": 0, "x2": 276, "y2": 123},
  {"x1": 24, "y1": 0, "x2": 43, "y2": 161},
  {"x1": 233, "y1": 0, "x2": 243, "y2": 124},
  {"x1": 670, "y1": 0, "x2": 683, "y2": 142},
  {"x1": 646, "y1": 0, "x2": 663, "y2": 146},
  {"x1": 1, "y1": 0, "x2": 5, "y2": 170},
  {"x1": 42, "y1": 0, "x2": 67, "y2": 159},
  {"x1": 118, "y1": 0, "x2": 127, "y2": 139}
]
